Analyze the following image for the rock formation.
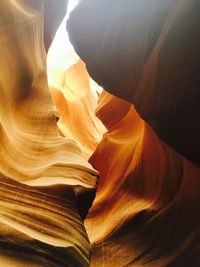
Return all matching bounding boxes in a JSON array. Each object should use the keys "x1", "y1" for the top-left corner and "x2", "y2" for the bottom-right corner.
[
  {"x1": 67, "y1": 0, "x2": 200, "y2": 266},
  {"x1": 0, "y1": 1, "x2": 97, "y2": 266},
  {"x1": 0, "y1": 0, "x2": 199, "y2": 266}
]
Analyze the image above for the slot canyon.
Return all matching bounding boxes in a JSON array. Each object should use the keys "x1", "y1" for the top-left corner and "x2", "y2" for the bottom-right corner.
[{"x1": 0, "y1": 0, "x2": 199, "y2": 266}]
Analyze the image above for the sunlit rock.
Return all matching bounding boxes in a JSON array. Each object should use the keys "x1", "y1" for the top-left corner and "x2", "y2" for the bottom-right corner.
[
  {"x1": 1, "y1": 0, "x2": 200, "y2": 266},
  {"x1": 47, "y1": 11, "x2": 106, "y2": 160},
  {"x1": 86, "y1": 91, "x2": 200, "y2": 266},
  {"x1": 0, "y1": 1, "x2": 98, "y2": 266}
]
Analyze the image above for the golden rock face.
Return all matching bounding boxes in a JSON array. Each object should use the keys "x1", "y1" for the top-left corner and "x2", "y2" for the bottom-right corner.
[
  {"x1": 66, "y1": 1, "x2": 200, "y2": 265},
  {"x1": 87, "y1": 93, "x2": 200, "y2": 266},
  {"x1": 0, "y1": 1, "x2": 97, "y2": 266},
  {"x1": 47, "y1": 16, "x2": 106, "y2": 159},
  {"x1": 0, "y1": 1, "x2": 200, "y2": 267}
]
